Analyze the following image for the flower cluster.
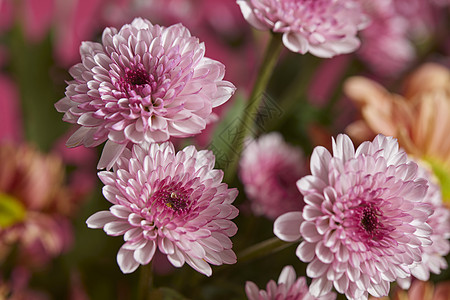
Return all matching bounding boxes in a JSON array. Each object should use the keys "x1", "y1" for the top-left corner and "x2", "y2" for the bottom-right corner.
[
  {"x1": 54, "y1": 17, "x2": 239, "y2": 276},
  {"x1": 42, "y1": 3, "x2": 450, "y2": 299}
]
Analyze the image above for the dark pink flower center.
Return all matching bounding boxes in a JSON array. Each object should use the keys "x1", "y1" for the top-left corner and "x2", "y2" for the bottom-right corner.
[
  {"x1": 350, "y1": 202, "x2": 394, "y2": 245},
  {"x1": 151, "y1": 183, "x2": 191, "y2": 215},
  {"x1": 120, "y1": 66, "x2": 155, "y2": 92},
  {"x1": 361, "y1": 206, "x2": 379, "y2": 233},
  {"x1": 343, "y1": 197, "x2": 397, "y2": 247},
  {"x1": 125, "y1": 68, "x2": 151, "y2": 86}
]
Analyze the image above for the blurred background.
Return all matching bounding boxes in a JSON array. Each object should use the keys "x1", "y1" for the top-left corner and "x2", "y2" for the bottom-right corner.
[{"x1": 0, "y1": 0, "x2": 449, "y2": 299}]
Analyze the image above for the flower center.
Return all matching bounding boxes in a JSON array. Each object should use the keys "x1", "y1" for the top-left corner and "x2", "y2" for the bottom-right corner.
[
  {"x1": 125, "y1": 68, "x2": 150, "y2": 86},
  {"x1": 151, "y1": 183, "x2": 191, "y2": 214},
  {"x1": 360, "y1": 206, "x2": 378, "y2": 233},
  {"x1": 164, "y1": 191, "x2": 188, "y2": 211}
]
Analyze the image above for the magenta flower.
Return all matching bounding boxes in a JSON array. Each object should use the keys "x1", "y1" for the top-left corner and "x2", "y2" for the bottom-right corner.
[
  {"x1": 86, "y1": 142, "x2": 239, "y2": 276},
  {"x1": 245, "y1": 265, "x2": 336, "y2": 300},
  {"x1": 237, "y1": 0, "x2": 368, "y2": 58},
  {"x1": 55, "y1": 18, "x2": 236, "y2": 169},
  {"x1": 239, "y1": 132, "x2": 306, "y2": 219},
  {"x1": 274, "y1": 134, "x2": 433, "y2": 299},
  {"x1": 397, "y1": 163, "x2": 450, "y2": 289}
]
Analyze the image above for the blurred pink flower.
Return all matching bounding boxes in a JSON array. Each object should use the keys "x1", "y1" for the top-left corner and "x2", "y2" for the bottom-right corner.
[
  {"x1": 237, "y1": 0, "x2": 368, "y2": 58},
  {"x1": 358, "y1": 0, "x2": 440, "y2": 77},
  {"x1": 0, "y1": 0, "x2": 54, "y2": 43},
  {"x1": 22, "y1": 0, "x2": 54, "y2": 42},
  {"x1": 55, "y1": 18, "x2": 236, "y2": 169},
  {"x1": 358, "y1": 0, "x2": 416, "y2": 76},
  {"x1": 397, "y1": 163, "x2": 450, "y2": 289},
  {"x1": 53, "y1": 0, "x2": 108, "y2": 66},
  {"x1": 274, "y1": 134, "x2": 433, "y2": 299},
  {"x1": 0, "y1": 0, "x2": 14, "y2": 33},
  {"x1": 86, "y1": 142, "x2": 239, "y2": 276},
  {"x1": 239, "y1": 132, "x2": 306, "y2": 219},
  {"x1": 245, "y1": 265, "x2": 336, "y2": 300},
  {"x1": 0, "y1": 143, "x2": 75, "y2": 267},
  {"x1": 431, "y1": 0, "x2": 450, "y2": 5}
]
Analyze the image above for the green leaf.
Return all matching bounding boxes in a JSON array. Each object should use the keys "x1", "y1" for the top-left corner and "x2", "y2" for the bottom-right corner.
[
  {"x1": 0, "y1": 193, "x2": 26, "y2": 228},
  {"x1": 426, "y1": 158, "x2": 450, "y2": 203}
]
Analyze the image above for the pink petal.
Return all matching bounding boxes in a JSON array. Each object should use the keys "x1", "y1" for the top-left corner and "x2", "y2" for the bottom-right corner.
[
  {"x1": 309, "y1": 277, "x2": 333, "y2": 298},
  {"x1": 277, "y1": 265, "x2": 296, "y2": 286},
  {"x1": 134, "y1": 240, "x2": 156, "y2": 265},
  {"x1": 245, "y1": 281, "x2": 260, "y2": 300},
  {"x1": 117, "y1": 246, "x2": 139, "y2": 274},
  {"x1": 86, "y1": 211, "x2": 116, "y2": 228},
  {"x1": 97, "y1": 140, "x2": 127, "y2": 170},
  {"x1": 184, "y1": 255, "x2": 212, "y2": 277},
  {"x1": 236, "y1": 0, "x2": 268, "y2": 30},
  {"x1": 296, "y1": 241, "x2": 316, "y2": 262},
  {"x1": 273, "y1": 211, "x2": 303, "y2": 242},
  {"x1": 282, "y1": 32, "x2": 309, "y2": 54}
]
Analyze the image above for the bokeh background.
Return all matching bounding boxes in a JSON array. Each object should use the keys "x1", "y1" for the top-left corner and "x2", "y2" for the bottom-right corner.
[{"x1": 0, "y1": 0, "x2": 449, "y2": 299}]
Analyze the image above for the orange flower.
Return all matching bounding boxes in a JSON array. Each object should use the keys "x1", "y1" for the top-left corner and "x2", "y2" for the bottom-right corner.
[{"x1": 344, "y1": 63, "x2": 450, "y2": 204}]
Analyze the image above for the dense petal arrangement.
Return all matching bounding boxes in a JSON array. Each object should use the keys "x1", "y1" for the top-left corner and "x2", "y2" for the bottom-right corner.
[
  {"x1": 245, "y1": 265, "x2": 336, "y2": 300},
  {"x1": 274, "y1": 134, "x2": 433, "y2": 299},
  {"x1": 86, "y1": 142, "x2": 239, "y2": 276},
  {"x1": 397, "y1": 164, "x2": 450, "y2": 289},
  {"x1": 237, "y1": 0, "x2": 368, "y2": 58},
  {"x1": 55, "y1": 17, "x2": 236, "y2": 169},
  {"x1": 357, "y1": 0, "x2": 415, "y2": 76},
  {"x1": 239, "y1": 132, "x2": 306, "y2": 219}
]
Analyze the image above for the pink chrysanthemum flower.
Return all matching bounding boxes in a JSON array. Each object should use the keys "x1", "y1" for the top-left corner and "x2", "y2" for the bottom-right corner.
[
  {"x1": 274, "y1": 134, "x2": 433, "y2": 299},
  {"x1": 55, "y1": 18, "x2": 236, "y2": 169},
  {"x1": 237, "y1": 0, "x2": 368, "y2": 58},
  {"x1": 397, "y1": 163, "x2": 450, "y2": 289},
  {"x1": 239, "y1": 132, "x2": 306, "y2": 219},
  {"x1": 245, "y1": 265, "x2": 336, "y2": 300},
  {"x1": 86, "y1": 142, "x2": 239, "y2": 276}
]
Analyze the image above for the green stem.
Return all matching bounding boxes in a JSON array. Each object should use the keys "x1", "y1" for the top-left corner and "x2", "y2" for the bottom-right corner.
[
  {"x1": 238, "y1": 237, "x2": 295, "y2": 264},
  {"x1": 224, "y1": 33, "x2": 284, "y2": 183},
  {"x1": 137, "y1": 262, "x2": 153, "y2": 300}
]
